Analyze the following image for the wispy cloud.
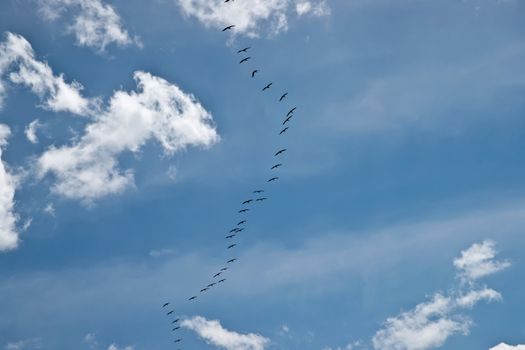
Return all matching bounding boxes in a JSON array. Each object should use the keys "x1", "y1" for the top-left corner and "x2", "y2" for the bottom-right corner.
[
  {"x1": 176, "y1": 0, "x2": 330, "y2": 37},
  {"x1": 4, "y1": 338, "x2": 41, "y2": 350},
  {"x1": 182, "y1": 316, "x2": 269, "y2": 350},
  {"x1": 0, "y1": 124, "x2": 20, "y2": 252},
  {"x1": 25, "y1": 119, "x2": 42, "y2": 144},
  {"x1": 454, "y1": 240, "x2": 511, "y2": 283},
  {"x1": 37, "y1": 0, "x2": 141, "y2": 52},
  {"x1": 372, "y1": 240, "x2": 509, "y2": 350}
]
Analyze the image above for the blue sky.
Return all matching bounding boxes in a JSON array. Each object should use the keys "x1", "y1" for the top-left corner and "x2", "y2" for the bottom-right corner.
[{"x1": 0, "y1": 0, "x2": 524, "y2": 349}]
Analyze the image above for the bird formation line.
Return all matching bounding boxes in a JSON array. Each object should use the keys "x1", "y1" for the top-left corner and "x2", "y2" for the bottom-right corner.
[{"x1": 160, "y1": 1, "x2": 301, "y2": 347}]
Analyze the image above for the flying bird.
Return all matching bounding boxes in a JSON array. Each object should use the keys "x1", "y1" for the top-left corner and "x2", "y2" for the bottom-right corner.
[
  {"x1": 167, "y1": 310, "x2": 174, "y2": 316},
  {"x1": 188, "y1": 296, "x2": 197, "y2": 301},
  {"x1": 239, "y1": 57, "x2": 251, "y2": 64},
  {"x1": 237, "y1": 47, "x2": 250, "y2": 53},
  {"x1": 238, "y1": 220, "x2": 247, "y2": 225},
  {"x1": 283, "y1": 115, "x2": 293, "y2": 125},
  {"x1": 242, "y1": 199, "x2": 253, "y2": 205},
  {"x1": 227, "y1": 258, "x2": 237, "y2": 263},
  {"x1": 214, "y1": 272, "x2": 222, "y2": 278},
  {"x1": 253, "y1": 190, "x2": 264, "y2": 194},
  {"x1": 268, "y1": 177, "x2": 279, "y2": 182},
  {"x1": 230, "y1": 228, "x2": 240, "y2": 233},
  {"x1": 172, "y1": 327, "x2": 180, "y2": 331},
  {"x1": 279, "y1": 92, "x2": 288, "y2": 102},
  {"x1": 221, "y1": 267, "x2": 229, "y2": 271},
  {"x1": 256, "y1": 197, "x2": 268, "y2": 202},
  {"x1": 228, "y1": 244, "x2": 237, "y2": 249},
  {"x1": 252, "y1": 70, "x2": 258, "y2": 78},
  {"x1": 239, "y1": 209, "x2": 249, "y2": 213},
  {"x1": 236, "y1": 228, "x2": 245, "y2": 232},
  {"x1": 207, "y1": 283, "x2": 217, "y2": 288},
  {"x1": 262, "y1": 82, "x2": 273, "y2": 91},
  {"x1": 172, "y1": 319, "x2": 180, "y2": 324},
  {"x1": 279, "y1": 127, "x2": 289, "y2": 135},
  {"x1": 162, "y1": 302, "x2": 170, "y2": 308},
  {"x1": 222, "y1": 25, "x2": 235, "y2": 31},
  {"x1": 271, "y1": 164, "x2": 283, "y2": 170},
  {"x1": 287, "y1": 107, "x2": 297, "y2": 116},
  {"x1": 218, "y1": 279, "x2": 226, "y2": 283},
  {"x1": 174, "y1": 339, "x2": 182, "y2": 343},
  {"x1": 200, "y1": 288, "x2": 209, "y2": 293},
  {"x1": 275, "y1": 149, "x2": 287, "y2": 156},
  {"x1": 226, "y1": 234, "x2": 236, "y2": 239}
]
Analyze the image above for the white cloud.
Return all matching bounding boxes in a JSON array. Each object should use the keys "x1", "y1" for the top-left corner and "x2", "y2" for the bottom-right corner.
[
  {"x1": 43, "y1": 203, "x2": 56, "y2": 216},
  {"x1": 0, "y1": 32, "x2": 95, "y2": 115},
  {"x1": 107, "y1": 344, "x2": 133, "y2": 350},
  {"x1": 182, "y1": 316, "x2": 269, "y2": 350},
  {"x1": 4, "y1": 338, "x2": 41, "y2": 350},
  {"x1": 37, "y1": 0, "x2": 140, "y2": 52},
  {"x1": 490, "y1": 344, "x2": 525, "y2": 350},
  {"x1": 166, "y1": 165, "x2": 177, "y2": 182},
  {"x1": 372, "y1": 241, "x2": 509, "y2": 350},
  {"x1": 296, "y1": 1, "x2": 330, "y2": 17},
  {"x1": 37, "y1": 71, "x2": 219, "y2": 202},
  {"x1": 454, "y1": 240, "x2": 511, "y2": 283},
  {"x1": 25, "y1": 119, "x2": 42, "y2": 144},
  {"x1": 176, "y1": 0, "x2": 330, "y2": 37},
  {"x1": 83, "y1": 333, "x2": 98, "y2": 349},
  {"x1": 0, "y1": 124, "x2": 20, "y2": 252}
]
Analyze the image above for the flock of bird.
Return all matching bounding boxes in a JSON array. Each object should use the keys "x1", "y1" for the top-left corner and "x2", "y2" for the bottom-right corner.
[{"x1": 160, "y1": 1, "x2": 299, "y2": 347}]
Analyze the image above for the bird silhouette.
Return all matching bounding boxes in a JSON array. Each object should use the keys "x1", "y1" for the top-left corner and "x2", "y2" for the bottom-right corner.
[
  {"x1": 226, "y1": 234, "x2": 236, "y2": 239},
  {"x1": 268, "y1": 177, "x2": 279, "y2": 182},
  {"x1": 279, "y1": 127, "x2": 289, "y2": 135},
  {"x1": 271, "y1": 164, "x2": 283, "y2": 170},
  {"x1": 174, "y1": 339, "x2": 182, "y2": 343},
  {"x1": 256, "y1": 197, "x2": 268, "y2": 202},
  {"x1": 279, "y1": 92, "x2": 288, "y2": 102},
  {"x1": 188, "y1": 296, "x2": 197, "y2": 301},
  {"x1": 221, "y1": 267, "x2": 229, "y2": 271},
  {"x1": 207, "y1": 283, "x2": 217, "y2": 288},
  {"x1": 214, "y1": 272, "x2": 222, "y2": 278},
  {"x1": 283, "y1": 115, "x2": 293, "y2": 125},
  {"x1": 262, "y1": 82, "x2": 273, "y2": 91},
  {"x1": 239, "y1": 209, "x2": 250, "y2": 213},
  {"x1": 162, "y1": 302, "x2": 170, "y2": 308},
  {"x1": 242, "y1": 199, "x2": 253, "y2": 205},
  {"x1": 222, "y1": 25, "x2": 235, "y2": 31},
  {"x1": 253, "y1": 190, "x2": 264, "y2": 194},
  {"x1": 239, "y1": 57, "x2": 251, "y2": 64},
  {"x1": 200, "y1": 288, "x2": 209, "y2": 293},
  {"x1": 218, "y1": 279, "x2": 227, "y2": 283},
  {"x1": 237, "y1": 47, "x2": 250, "y2": 53},
  {"x1": 227, "y1": 244, "x2": 237, "y2": 249},
  {"x1": 252, "y1": 70, "x2": 258, "y2": 78},
  {"x1": 275, "y1": 149, "x2": 287, "y2": 156},
  {"x1": 227, "y1": 258, "x2": 237, "y2": 263},
  {"x1": 287, "y1": 107, "x2": 297, "y2": 116},
  {"x1": 172, "y1": 319, "x2": 180, "y2": 324},
  {"x1": 172, "y1": 327, "x2": 180, "y2": 331},
  {"x1": 237, "y1": 220, "x2": 247, "y2": 225},
  {"x1": 167, "y1": 310, "x2": 174, "y2": 316}
]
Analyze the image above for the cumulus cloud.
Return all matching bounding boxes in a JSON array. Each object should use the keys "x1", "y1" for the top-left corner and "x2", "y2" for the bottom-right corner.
[
  {"x1": 0, "y1": 32, "x2": 95, "y2": 115},
  {"x1": 37, "y1": 71, "x2": 219, "y2": 202},
  {"x1": 25, "y1": 119, "x2": 42, "y2": 144},
  {"x1": 182, "y1": 316, "x2": 269, "y2": 350},
  {"x1": 454, "y1": 240, "x2": 511, "y2": 283},
  {"x1": 176, "y1": 0, "x2": 330, "y2": 37},
  {"x1": 0, "y1": 124, "x2": 20, "y2": 252},
  {"x1": 372, "y1": 240, "x2": 509, "y2": 350},
  {"x1": 490, "y1": 344, "x2": 525, "y2": 350},
  {"x1": 37, "y1": 0, "x2": 140, "y2": 52}
]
